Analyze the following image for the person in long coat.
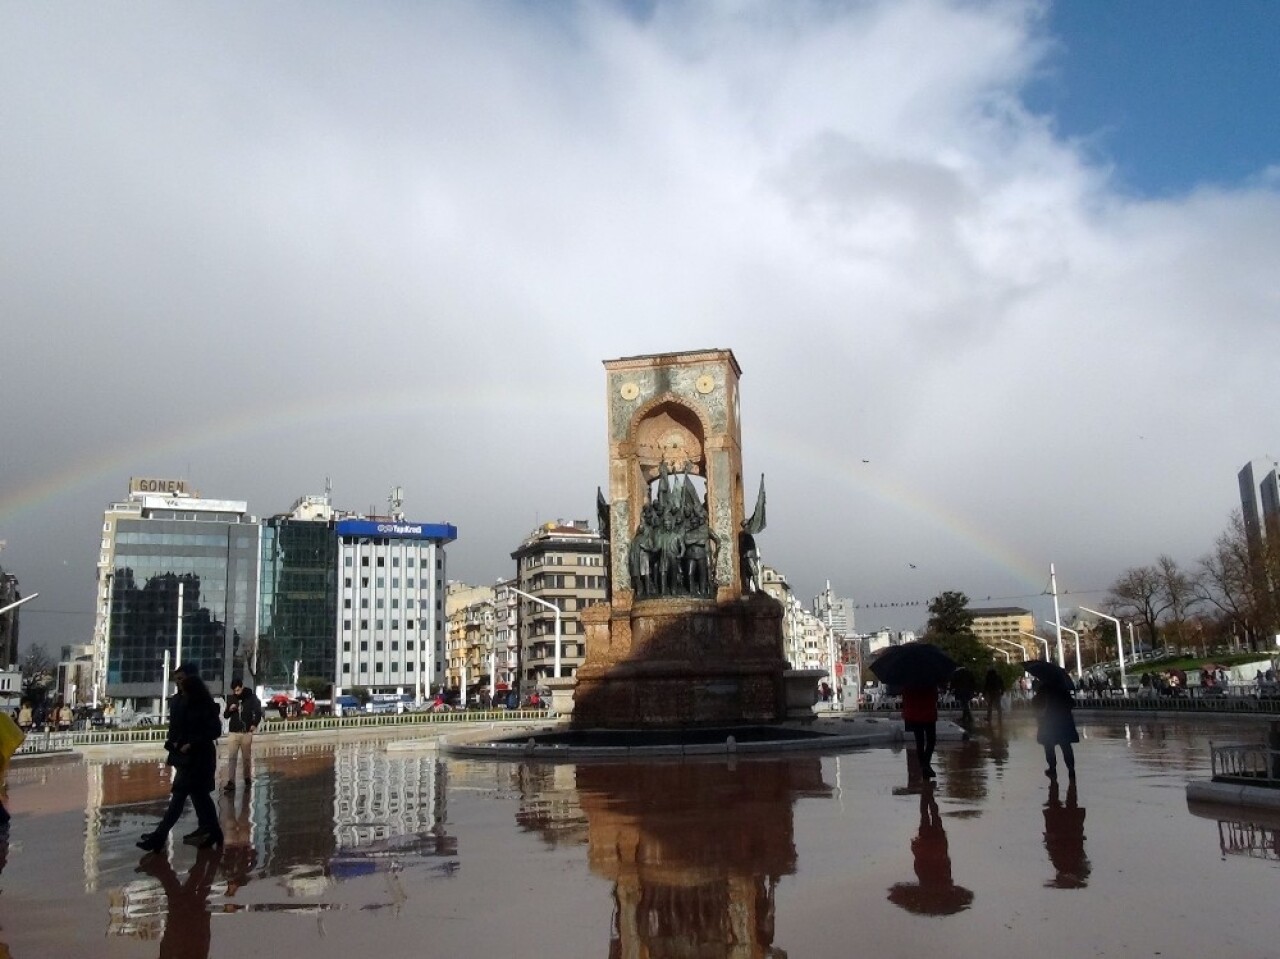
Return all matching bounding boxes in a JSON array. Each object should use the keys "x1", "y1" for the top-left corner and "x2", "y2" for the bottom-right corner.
[
  {"x1": 901, "y1": 684, "x2": 939, "y2": 779},
  {"x1": 138, "y1": 665, "x2": 224, "y2": 852},
  {"x1": 1033, "y1": 683, "x2": 1079, "y2": 780}
]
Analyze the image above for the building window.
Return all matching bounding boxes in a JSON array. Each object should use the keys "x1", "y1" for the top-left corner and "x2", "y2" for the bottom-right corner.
[
  {"x1": 376, "y1": 619, "x2": 384, "y2": 630},
  {"x1": 344, "y1": 599, "x2": 352, "y2": 609},
  {"x1": 392, "y1": 557, "x2": 400, "y2": 567},
  {"x1": 342, "y1": 664, "x2": 351, "y2": 673},
  {"x1": 344, "y1": 577, "x2": 352, "y2": 588},
  {"x1": 360, "y1": 619, "x2": 368, "y2": 630},
  {"x1": 343, "y1": 620, "x2": 351, "y2": 632},
  {"x1": 345, "y1": 557, "x2": 353, "y2": 567},
  {"x1": 361, "y1": 557, "x2": 368, "y2": 567},
  {"x1": 376, "y1": 577, "x2": 385, "y2": 588},
  {"x1": 360, "y1": 641, "x2": 368, "y2": 652},
  {"x1": 377, "y1": 557, "x2": 385, "y2": 568},
  {"x1": 343, "y1": 641, "x2": 351, "y2": 651}
]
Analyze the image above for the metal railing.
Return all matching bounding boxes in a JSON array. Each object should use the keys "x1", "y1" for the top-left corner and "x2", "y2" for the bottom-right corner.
[
  {"x1": 1210, "y1": 743, "x2": 1280, "y2": 785},
  {"x1": 11, "y1": 707, "x2": 553, "y2": 756}
]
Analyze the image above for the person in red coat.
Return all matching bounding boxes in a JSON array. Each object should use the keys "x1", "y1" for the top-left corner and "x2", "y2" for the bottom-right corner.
[{"x1": 902, "y1": 684, "x2": 939, "y2": 779}]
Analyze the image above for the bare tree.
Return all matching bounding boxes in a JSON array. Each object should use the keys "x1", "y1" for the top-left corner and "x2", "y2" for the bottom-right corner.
[
  {"x1": 1107, "y1": 565, "x2": 1171, "y2": 652},
  {"x1": 1156, "y1": 554, "x2": 1198, "y2": 650}
]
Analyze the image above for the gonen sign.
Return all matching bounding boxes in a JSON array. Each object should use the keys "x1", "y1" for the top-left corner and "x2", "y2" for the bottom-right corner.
[{"x1": 130, "y1": 477, "x2": 189, "y2": 495}]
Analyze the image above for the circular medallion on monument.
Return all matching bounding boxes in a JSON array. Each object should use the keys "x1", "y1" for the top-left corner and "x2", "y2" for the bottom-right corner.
[
  {"x1": 695, "y1": 374, "x2": 716, "y2": 394},
  {"x1": 620, "y1": 382, "x2": 640, "y2": 400}
]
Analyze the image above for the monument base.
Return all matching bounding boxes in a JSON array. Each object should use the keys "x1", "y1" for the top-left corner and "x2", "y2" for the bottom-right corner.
[{"x1": 572, "y1": 594, "x2": 789, "y2": 729}]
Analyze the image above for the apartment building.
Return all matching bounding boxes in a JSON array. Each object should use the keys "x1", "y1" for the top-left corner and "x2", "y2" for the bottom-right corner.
[
  {"x1": 969, "y1": 606, "x2": 1036, "y2": 658},
  {"x1": 510, "y1": 520, "x2": 607, "y2": 689}
]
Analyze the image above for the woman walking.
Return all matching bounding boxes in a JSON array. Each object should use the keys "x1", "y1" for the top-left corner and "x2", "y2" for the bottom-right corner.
[
  {"x1": 1034, "y1": 682, "x2": 1079, "y2": 780},
  {"x1": 138, "y1": 665, "x2": 224, "y2": 852},
  {"x1": 902, "y1": 684, "x2": 939, "y2": 779}
]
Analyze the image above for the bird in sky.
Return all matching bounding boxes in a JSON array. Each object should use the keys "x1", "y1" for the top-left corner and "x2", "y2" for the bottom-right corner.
[{"x1": 908, "y1": 563, "x2": 917, "y2": 569}]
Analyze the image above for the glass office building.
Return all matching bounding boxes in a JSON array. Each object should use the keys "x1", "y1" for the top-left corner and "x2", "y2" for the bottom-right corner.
[
  {"x1": 258, "y1": 518, "x2": 340, "y2": 688},
  {"x1": 104, "y1": 497, "x2": 259, "y2": 702}
]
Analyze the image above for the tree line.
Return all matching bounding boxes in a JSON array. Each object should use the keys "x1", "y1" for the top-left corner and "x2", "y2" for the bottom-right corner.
[{"x1": 1104, "y1": 510, "x2": 1280, "y2": 656}]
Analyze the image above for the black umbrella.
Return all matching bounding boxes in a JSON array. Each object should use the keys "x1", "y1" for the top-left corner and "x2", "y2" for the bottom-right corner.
[
  {"x1": 870, "y1": 643, "x2": 958, "y2": 687},
  {"x1": 1024, "y1": 659, "x2": 1074, "y2": 691}
]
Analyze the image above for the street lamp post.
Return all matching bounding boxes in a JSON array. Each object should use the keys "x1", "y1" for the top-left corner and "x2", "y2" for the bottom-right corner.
[
  {"x1": 994, "y1": 637, "x2": 1027, "y2": 660},
  {"x1": 509, "y1": 587, "x2": 562, "y2": 680},
  {"x1": 1019, "y1": 631, "x2": 1051, "y2": 661},
  {"x1": 984, "y1": 644, "x2": 1011, "y2": 664},
  {"x1": 1046, "y1": 620, "x2": 1082, "y2": 678},
  {"x1": 1079, "y1": 606, "x2": 1128, "y2": 697}
]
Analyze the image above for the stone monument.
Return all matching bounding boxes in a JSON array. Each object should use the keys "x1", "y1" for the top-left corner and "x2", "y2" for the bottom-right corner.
[{"x1": 571, "y1": 349, "x2": 791, "y2": 728}]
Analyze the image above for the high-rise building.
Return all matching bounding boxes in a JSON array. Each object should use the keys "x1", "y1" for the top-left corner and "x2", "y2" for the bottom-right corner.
[
  {"x1": 96, "y1": 480, "x2": 259, "y2": 706},
  {"x1": 812, "y1": 581, "x2": 855, "y2": 638},
  {"x1": 335, "y1": 517, "x2": 456, "y2": 699},
  {"x1": 510, "y1": 520, "x2": 607, "y2": 689},
  {"x1": 0, "y1": 567, "x2": 20, "y2": 668},
  {"x1": 258, "y1": 494, "x2": 341, "y2": 689}
]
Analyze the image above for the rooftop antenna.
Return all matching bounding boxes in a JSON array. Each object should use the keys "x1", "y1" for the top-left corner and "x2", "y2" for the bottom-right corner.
[
  {"x1": 389, "y1": 486, "x2": 404, "y2": 521},
  {"x1": 324, "y1": 475, "x2": 332, "y2": 506}
]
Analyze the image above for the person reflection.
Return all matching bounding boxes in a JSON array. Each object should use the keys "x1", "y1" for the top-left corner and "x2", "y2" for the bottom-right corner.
[
  {"x1": 1043, "y1": 780, "x2": 1089, "y2": 888},
  {"x1": 219, "y1": 791, "x2": 256, "y2": 903},
  {"x1": 887, "y1": 783, "x2": 974, "y2": 916},
  {"x1": 135, "y1": 846, "x2": 222, "y2": 958}
]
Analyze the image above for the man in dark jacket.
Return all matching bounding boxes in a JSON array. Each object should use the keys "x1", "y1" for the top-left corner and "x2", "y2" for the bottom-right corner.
[{"x1": 222, "y1": 677, "x2": 262, "y2": 794}]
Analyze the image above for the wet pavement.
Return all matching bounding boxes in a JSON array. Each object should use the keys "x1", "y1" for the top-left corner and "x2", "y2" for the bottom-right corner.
[{"x1": 1, "y1": 715, "x2": 1277, "y2": 958}]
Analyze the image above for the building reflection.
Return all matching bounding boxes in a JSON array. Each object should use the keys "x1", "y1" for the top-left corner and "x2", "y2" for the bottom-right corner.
[
  {"x1": 521, "y1": 757, "x2": 830, "y2": 959},
  {"x1": 90, "y1": 740, "x2": 457, "y2": 942}
]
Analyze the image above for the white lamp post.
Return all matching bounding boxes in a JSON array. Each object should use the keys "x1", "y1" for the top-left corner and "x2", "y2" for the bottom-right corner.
[
  {"x1": 509, "y1": 586, "x2": 562, "y2": 680},
  {"x1": 1079, "y1": 606, "x2": 1128, "y2": 697},
  {"x1": 994, "y1": 636, "x2": 1027, "y2": 660},
  {"x1": 1020, "y1": 631, "x2": 1051, "y2": 661},
  {"x1": 984, "y1": 644, "x2": 1011, "y2": 664},
  {"x1": 0, "y1": 592, "x2": 38, "y2": 617},
  {"x1": 1046, "y1": 620, "x2": 1082, "y2": 678}
]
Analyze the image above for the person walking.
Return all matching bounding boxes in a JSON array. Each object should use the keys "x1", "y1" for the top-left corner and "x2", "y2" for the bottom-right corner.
[
  {"x1": 983, "y1": 667, "x2": 1007, "y2": 724},
  {"x1": 1034, "y1": 681, "x2": 1079, "y2": 781},
  {"x1": 138, "y1": 664, "x2": 224, "y2": 853},
  {"x1": 901, "y1": 684, "x2": 939, "y2": 779},
  {"x1": 949, "y1": 668, "x2": 975, "y2": 733},
  {"x1": 221, "y1": 677, "x2": 261, "y2": 794}
]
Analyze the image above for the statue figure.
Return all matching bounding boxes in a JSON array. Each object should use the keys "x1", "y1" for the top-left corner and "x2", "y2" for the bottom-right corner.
[
  {"x1": 656, "y1": 505, "x2": 686, "y2": 595},
  {"x1": 739, "y1": 474, "x2": 766, "y2": 594},
  {"x1": 628, "y1": 502, "x2": 659, "y2": 597}
]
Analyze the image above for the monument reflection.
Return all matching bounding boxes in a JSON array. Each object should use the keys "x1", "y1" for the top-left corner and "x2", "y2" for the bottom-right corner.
[{"x1": 532, "y1": 757, "x2": 831, "y2": 958}]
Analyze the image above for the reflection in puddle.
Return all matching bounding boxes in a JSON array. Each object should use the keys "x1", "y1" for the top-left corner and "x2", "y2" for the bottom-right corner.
[
  {"x1": 532, "y1": 758, "x2": 831, "y2": 957},
  {"x1": 1042, "y1": 779, "x2": 1089, "y2": 888},
  {"x1": 1188, "y1": 801, "x2": 1280, "y2": 862},
  {"x1": 888, "y1": 782, "x2": 974, "y2": 916}
]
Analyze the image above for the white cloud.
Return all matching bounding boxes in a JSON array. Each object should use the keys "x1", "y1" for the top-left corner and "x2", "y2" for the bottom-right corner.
[{"x1": 1, "y1": 0, "x2": 1276, "y2": 645}]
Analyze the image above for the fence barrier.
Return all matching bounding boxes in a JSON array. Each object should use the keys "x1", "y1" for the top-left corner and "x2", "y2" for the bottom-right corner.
[{"x1": 12, "y1": 707, "x2": 553, "y2": 757}]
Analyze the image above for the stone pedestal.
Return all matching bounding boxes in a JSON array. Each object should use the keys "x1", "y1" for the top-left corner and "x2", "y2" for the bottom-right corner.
[
  {"x1": 544, "y1": 677, "x2": 577, "y2": 718},
  {"x1": 782, "y1": 669, "x2": 826, "y2": 723},
  {"x1": 572, "y1": 593, "x2": 788, "y2": 729}
]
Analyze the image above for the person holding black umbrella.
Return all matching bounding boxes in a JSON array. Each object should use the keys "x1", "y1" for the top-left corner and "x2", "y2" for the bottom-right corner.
[
  {"x1": 1033, "y1": 677, "x2": 1079, "y2": 780},
  {"x1": 902, "y1": 683, "x2": 939, "y2": 779}
]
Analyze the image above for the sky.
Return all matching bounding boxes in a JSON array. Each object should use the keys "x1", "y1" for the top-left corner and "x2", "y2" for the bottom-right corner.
[{"x1": 2, "y1": 0, "x2": 1278, "y2": 654}]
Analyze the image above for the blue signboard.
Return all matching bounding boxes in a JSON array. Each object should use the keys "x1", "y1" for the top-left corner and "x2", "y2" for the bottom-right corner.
[{"x1": 335, "y1": 519, "x2": 458, "y2": 543}]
